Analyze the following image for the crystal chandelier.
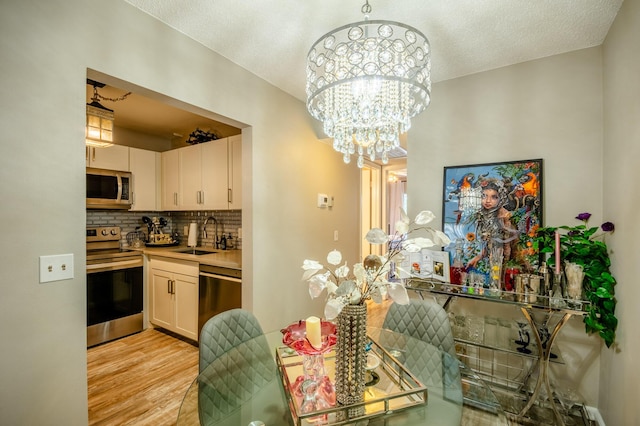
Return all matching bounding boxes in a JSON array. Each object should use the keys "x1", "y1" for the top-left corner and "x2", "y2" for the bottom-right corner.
[{"x1": 306, "y1": 0, "x2": 431, "y2": 167}]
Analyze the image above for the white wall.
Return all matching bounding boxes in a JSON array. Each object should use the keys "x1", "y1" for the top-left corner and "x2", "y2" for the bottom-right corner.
[
  {"x1": 0, "y1": 1, "x2": 359, "y2": 424},
  {"x1": 407, "y1": 48, "x2": 606, "y2": 407},
  {"x1": 601, "y1": 0, "x2": 640, "y2": 424}
]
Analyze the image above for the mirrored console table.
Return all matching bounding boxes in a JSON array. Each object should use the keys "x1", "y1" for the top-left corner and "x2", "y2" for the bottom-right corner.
[{"x1": 407, "y1": 278, "x2": 592, "y2": 426}]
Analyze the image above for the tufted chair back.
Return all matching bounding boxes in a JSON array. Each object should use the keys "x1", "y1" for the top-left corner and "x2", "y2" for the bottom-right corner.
[
  {"x1": 382, "y1": 297, "x2": 457, "y2": 357},
  {"x1": 199, "y1": 308, "x2": 264, "y2": 373}
]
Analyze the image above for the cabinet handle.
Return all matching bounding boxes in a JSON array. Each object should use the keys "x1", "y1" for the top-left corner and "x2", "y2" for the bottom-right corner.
[
  {"x1": 228, "y1": 188, "x2": 232, "y2": 203},
  {"x1": 170, "y1": 279, "x2": 175, "y2": 294},
  {"x1": 174, "y1": 192, "x2": 178, "y2": 206},
  {"x1": 167, "y1": 280, "x2": 171, "y2": 294},
  {"x1": 92, "y1": 147, "x2": 96, "y2": 162},
  {"x1": 201, "y1": 190, "x2": 204, "y2": 204}
]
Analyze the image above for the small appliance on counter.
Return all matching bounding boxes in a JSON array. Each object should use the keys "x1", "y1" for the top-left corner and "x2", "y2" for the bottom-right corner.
[
  {"x1": 142, "y1": 216, "x2": 178, "y2": 247},
  {"x1": 126, "y1": 227, "x2": 146, "y2": 248}
]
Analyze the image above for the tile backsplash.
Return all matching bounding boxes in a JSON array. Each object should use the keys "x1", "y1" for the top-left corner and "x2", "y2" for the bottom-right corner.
[{"x1": 87, "y1": 210, "x2": 242, "y2": 250}]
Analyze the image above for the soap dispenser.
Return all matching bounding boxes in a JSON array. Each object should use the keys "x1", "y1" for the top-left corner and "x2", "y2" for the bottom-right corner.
[
  {"x1": 226, "y1": 233, "x2": 234, "y2": 249},
  {"x1": 219, "y1": 234, "x2": 227, "y2": 250}
]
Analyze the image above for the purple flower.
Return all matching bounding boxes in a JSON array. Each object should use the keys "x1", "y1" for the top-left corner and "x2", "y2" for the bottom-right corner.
[
  {"x1": 576, "y1": 212, "x2": 592, "y2": 222},
  {"x1": 601, "y1": 222, "x2": 615, "y2": 232}
]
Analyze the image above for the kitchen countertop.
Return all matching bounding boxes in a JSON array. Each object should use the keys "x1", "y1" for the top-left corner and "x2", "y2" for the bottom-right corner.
[{"x1": 132, "y1": 245, "x2": 242, "y2": 270}]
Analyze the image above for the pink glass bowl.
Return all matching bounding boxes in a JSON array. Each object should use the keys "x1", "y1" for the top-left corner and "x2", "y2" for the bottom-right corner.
[{"x1": 281, "y1": 320, "x2": 337, "y2": 355}]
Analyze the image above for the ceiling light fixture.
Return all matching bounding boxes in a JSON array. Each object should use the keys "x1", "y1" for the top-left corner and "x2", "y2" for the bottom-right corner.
[
  {"x1": 86, "y1": 79, "x2": 130, "y2": 148},
  {"x1": 305, "y1": 0, "x2": 431, "y2": 167}
]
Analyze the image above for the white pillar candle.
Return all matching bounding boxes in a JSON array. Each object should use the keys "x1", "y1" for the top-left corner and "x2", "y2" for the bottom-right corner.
[{"x1": 306, "y1": 316, "x2": 322, "y2": 349}]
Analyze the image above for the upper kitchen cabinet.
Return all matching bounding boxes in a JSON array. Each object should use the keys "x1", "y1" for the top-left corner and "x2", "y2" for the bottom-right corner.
[
  {"x1": 129, "y1": 148, "x2": 161, "y2": 211},
  {"x1": 86, "y1": 145, "x2": 129, "y2": 171},
  {"x1": 161, "y1": 136, "x2": 241, "y2": 211},
  {"x1": 162, "y1": 148, "x2": 181, "y2": 210},
  {"x1": 180, "y1": 140, "x2": 228, "y2": 210},
  {"x1": 228, "y1": 135, "x2": 242, "y2": 210}
]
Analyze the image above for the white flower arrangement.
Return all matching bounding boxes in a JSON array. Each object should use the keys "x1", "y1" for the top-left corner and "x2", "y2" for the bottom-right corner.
[{"x1": 302, "y1": 209, "x2": 451, "y2": 320}]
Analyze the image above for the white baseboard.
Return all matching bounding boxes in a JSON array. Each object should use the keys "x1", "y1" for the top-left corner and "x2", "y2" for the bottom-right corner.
[{"x1": 585, "y1": 406, "x2": 605, "y2": 426}]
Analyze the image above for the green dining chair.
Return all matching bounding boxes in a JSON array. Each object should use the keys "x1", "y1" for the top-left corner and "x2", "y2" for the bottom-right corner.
[
  {"x1": 199, "y1": 308, "x2": 265, "y2": 373},
  {"x1": 382, "y1": 297, "x2": 457, "y2": 357}
]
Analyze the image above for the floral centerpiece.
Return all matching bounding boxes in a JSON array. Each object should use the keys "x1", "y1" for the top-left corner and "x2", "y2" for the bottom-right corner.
[
  {"x1": 301, "y1": 209, "x2": 451, "y2": 320},
  {"x1": 533, "y1": 212, "x2": 617, "y2": 347},
  {"x1": 301, "y1": 208, "x2": 450, "y2": 407}
]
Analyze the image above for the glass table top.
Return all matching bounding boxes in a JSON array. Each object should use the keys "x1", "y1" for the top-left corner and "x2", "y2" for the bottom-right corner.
[{"x1": 177, "y1": 327, "x2": 508, "y2": 426}]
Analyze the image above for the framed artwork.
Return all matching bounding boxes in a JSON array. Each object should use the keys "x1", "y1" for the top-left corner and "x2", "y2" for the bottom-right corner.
[{"x1": 442, "y1": 159, "x2": 543, "y2": 285}]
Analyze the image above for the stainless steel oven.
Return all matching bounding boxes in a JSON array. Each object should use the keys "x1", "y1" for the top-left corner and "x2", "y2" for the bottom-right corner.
[{"x1": 86, "y1": 226, "x2": 143, "y2": 347}]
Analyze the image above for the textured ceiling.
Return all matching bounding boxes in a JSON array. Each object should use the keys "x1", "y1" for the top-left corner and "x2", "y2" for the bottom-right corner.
[
  {"x1": 96, "y1": 1, "x2": 623, "y2": 145},
  {"x1": 124, "y1": 0, "x2": 623, "y2": 102}
]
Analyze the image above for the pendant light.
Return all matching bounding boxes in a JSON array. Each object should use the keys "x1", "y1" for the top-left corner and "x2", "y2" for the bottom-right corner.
[
  {"x1": 305, "y1": 0, "x2": 431, "y2": 167},
  {"x1": 86, "y1": 79, "x2": 130, "y2": 148}
]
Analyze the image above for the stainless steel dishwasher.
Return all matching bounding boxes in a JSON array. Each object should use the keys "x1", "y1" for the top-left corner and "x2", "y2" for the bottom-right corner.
[{"x1": 198, "y1": 264, "x2": 242, "y2": 339}]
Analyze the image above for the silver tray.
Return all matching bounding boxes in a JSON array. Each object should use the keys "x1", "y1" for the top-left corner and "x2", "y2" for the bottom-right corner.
[{"x1": 276, "y1": 336, "x2": 428, "y2": 426}]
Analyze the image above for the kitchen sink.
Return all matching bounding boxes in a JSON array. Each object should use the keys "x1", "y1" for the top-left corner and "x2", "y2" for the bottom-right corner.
[{"x1": 175, "y1": 248, "x2": 218, "y2": 255}]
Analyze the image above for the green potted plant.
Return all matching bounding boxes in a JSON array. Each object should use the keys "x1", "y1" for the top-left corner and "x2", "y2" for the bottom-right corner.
[{"x1": 532, "y1": 213, "x2": 617, "y2": 347}]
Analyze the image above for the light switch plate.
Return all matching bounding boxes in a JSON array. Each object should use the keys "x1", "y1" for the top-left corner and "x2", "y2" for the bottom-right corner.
[
  {"x1": 39, "y1": 254, "x2": 74, "y2": 283},
  {"x1": 317, "y1": 193, "x2": 329, "y2": 208}
]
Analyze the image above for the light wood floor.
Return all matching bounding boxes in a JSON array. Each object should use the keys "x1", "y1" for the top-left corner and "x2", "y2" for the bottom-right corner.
[{"x1": 87, "y1": 328, "x2": 198, "y2": 426}]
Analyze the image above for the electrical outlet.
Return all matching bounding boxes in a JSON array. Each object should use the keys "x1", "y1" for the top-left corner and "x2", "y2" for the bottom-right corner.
[
  {"x1": 39, "y1": 254, "x2": 74, "y2": 283},
  {"x1": 334, "y1": 230, "x2": 339, "y2": 241}
]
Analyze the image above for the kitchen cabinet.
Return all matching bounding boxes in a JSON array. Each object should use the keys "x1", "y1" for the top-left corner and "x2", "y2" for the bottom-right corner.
[
  {"x1": 180, "y1": 140, "x2": 228, "y2": 210},
  {"x1": 228, "y1": 135, "x2": 242, "y2": 210},
  {"x1": 161, "y1": 148, "x2": 181, "y2": 210},
  {"x1": 129, "y1": 148, "x2": 160, "y2": 211},
  {"x1": 86, "y1": 144, "x2": 129, "y2": 171},
  {"x1": 161, "y1": 137, "x2": 238, "y2": 211},
  {"x1": 149, "y1": 257, "x2": 198, "y2": 341}
]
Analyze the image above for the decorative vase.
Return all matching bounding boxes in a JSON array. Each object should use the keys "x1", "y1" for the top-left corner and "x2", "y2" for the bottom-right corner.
[
  {"x1": 564, "y1": 262, "x2": 585, "y2": 309},
  {"x1": 335, "y1": 303, "x2": 368, "y2": 409}
]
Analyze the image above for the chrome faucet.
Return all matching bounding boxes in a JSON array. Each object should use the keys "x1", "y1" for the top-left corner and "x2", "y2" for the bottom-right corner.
[{"x1": 203, "y1": 216, "x2": 219, "y2": 248}]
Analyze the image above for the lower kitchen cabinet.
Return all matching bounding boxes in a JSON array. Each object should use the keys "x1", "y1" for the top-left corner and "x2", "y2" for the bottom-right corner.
[{"x1": 149, "y1": 257, "x2": 198, "y2": 341}]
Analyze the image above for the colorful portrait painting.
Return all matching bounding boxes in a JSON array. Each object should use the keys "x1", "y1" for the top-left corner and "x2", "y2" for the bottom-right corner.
[{"x1": 442, "y1": 159, "x2": 543, "y2": 285}]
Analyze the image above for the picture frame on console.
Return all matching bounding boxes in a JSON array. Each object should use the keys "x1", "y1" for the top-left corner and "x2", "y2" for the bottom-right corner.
[{"x1": 442, "y1": 158, "x2": 543, "y2": 286}]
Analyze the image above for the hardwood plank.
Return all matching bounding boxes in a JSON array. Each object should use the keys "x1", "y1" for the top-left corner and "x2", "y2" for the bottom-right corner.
[{"x1": 88, "y1": 328, "x2": 198, "y2": 426}]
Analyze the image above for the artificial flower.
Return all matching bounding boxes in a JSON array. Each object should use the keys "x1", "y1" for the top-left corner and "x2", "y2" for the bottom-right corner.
[
  {"x1": 601, "y1": 221, "x2": 615, "y2": 232},
  {"x1": 302, "y1": 208, "x2": 448, "y2": 319},
  {"x1": 576, "y1": 212, "x2": 592, "y2": 221}
]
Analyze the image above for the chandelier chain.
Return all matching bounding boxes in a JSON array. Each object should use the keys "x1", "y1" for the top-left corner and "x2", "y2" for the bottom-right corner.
[
  {"x1": 361, "y1": 0, "x2": 372, "y2": 15},
  {"x1": 92, "y1": 86, "x2": 132, "y2": 103}
]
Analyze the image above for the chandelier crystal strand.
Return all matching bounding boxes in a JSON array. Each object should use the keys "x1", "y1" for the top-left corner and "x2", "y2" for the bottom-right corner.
[{"x1": 306, "y1": 8, "x2": 431, "y2": 167}]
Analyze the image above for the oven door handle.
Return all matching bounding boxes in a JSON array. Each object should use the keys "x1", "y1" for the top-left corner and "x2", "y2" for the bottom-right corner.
[
  {"x1": 86, "y1": 259, "x2": 143, "y2": 273},
  {"x1": 199, "y1": 272, "x2": 242, "y2": 283}
]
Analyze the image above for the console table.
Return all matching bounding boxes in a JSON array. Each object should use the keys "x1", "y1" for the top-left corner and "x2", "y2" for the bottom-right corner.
[{"x1": 408, "y1": 278, "x2": 590, "y2": 426}]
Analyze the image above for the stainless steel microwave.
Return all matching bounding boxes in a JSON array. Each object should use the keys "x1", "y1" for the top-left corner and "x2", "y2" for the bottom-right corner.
[{"x1": 86, "y1": 167, "x2": 132, "y2": 209}]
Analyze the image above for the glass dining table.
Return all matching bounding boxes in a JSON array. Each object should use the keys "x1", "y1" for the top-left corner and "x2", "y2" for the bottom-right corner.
[{"x1": 177, "y1": 326, "x2": 507, "y2": 426}]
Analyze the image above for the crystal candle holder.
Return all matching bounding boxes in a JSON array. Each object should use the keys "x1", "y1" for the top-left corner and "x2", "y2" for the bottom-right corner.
[{"x1": 281, "y1": 320, "x2": 338, "y2": 418}]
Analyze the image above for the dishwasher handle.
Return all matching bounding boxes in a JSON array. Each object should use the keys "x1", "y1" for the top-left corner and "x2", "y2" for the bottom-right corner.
[{"x1": 199, "y1": 272, "x2": 242, "y2": 283}]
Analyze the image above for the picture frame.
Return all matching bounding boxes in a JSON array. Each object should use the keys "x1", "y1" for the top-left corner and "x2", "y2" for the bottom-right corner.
[
  {"x1": 397, "y1": 248, "x2": 450, "y2": 282},
  {"x1": 442, "y1": 159, "x2": 543, "y2": 285}
]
